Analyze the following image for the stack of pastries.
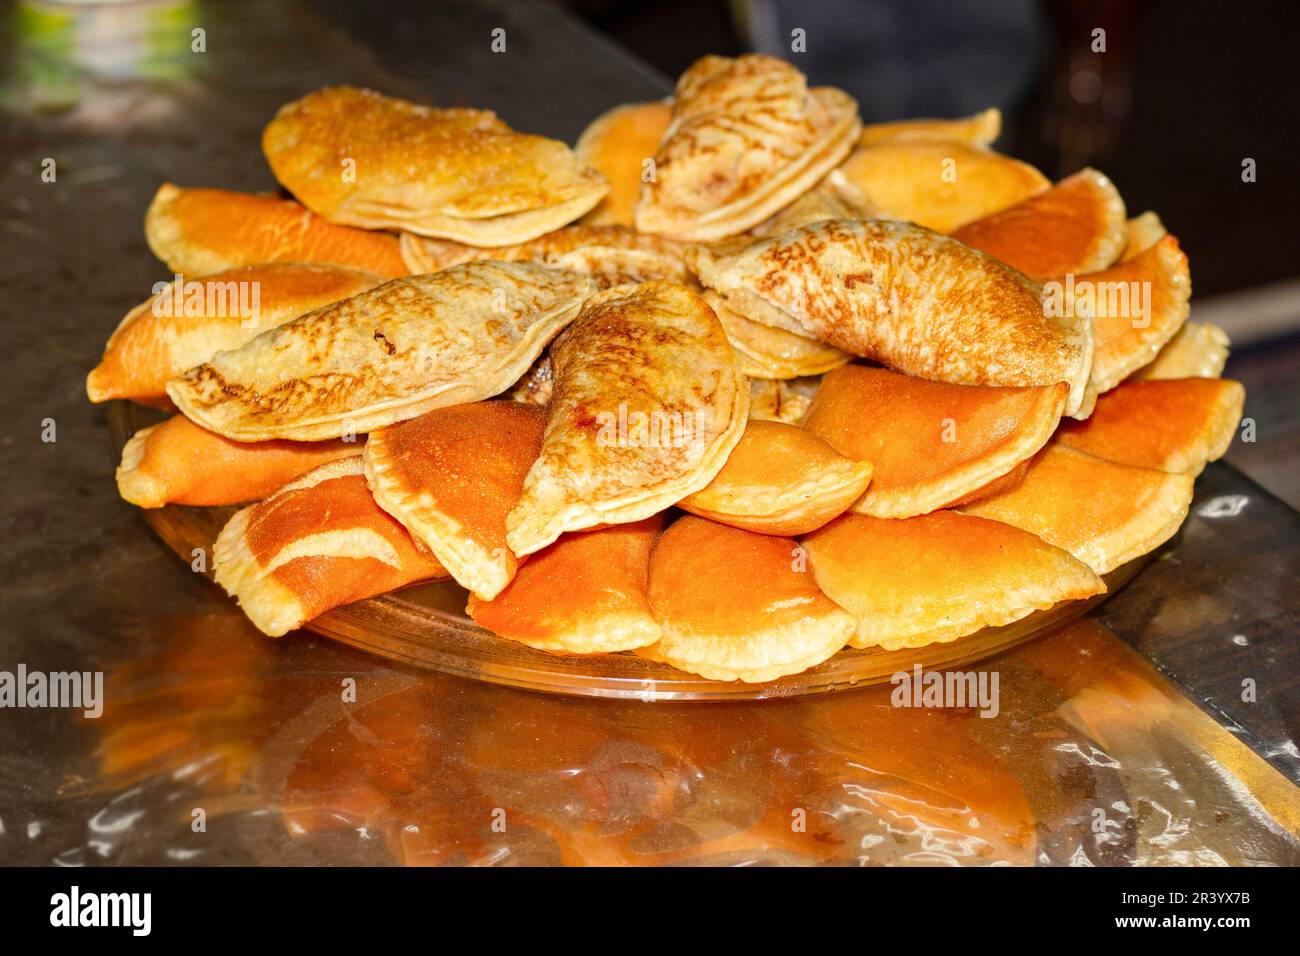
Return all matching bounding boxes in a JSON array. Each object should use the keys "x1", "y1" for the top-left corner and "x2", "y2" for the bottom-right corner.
[{"x1": 89, "y1": 55, "x2": 1245, "y2": 683}]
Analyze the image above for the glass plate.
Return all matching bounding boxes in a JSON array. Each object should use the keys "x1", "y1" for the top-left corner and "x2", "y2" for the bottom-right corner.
[{"x1": 109, "y1": 401, "x2": 1149, "y2": 701}]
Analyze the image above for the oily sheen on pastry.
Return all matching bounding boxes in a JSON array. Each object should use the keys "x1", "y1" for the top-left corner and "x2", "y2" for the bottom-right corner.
[
  {"x1": 87, "y1": 263, "x2": 383, "y2": 405},
  {"x1": 262, "y1": 86, "x2": 608, "y2": 245},
  {"x1": 635, "y1": 54, "x2": 861, "y2": 241},
  {"x1": 117, "y1": 414, "x2": 357, "y2": 508},
  {"x1": 167, "y1": 262, "x2": 595, "y2": 441},
  {"x1": 644, "y1": 515, "x2": 856, "y2": 682},
  {"x1": 364, "y1": 401, "x2": 545, "y2": 600},
  {"x1": 213, "y1": 457, "x2": 448, "y2": 636},
  {"x1": 803, "y1": 366, "x2": 1067, "y2": 518},
  {"x1": 505, "y1": 281, "x2": 748, "y2": 556},
  {"x1": 803, "y1": 510, "x2": 1104, "y2": 651},
  {"x1": 145, "y1": 184, "x2": 409, "y2": 278},
  {"x1": 468, "y1": 516, "x2": 663, "y2": 655},
  {"x1": 693, "y1": 218, "x2": 1093, "y2": 416},
  {"x1": 1133, "y1": 322, "x2": 1230, "y2": 380}
]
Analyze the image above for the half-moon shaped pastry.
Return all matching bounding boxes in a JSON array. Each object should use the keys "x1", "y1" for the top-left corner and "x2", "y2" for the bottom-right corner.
[
  {"x1": 117, "y1": 414, "x2": 357, "y2": 508},
  {"x1": 836, "y1": 139, "x2": 1049, "y2": 233},
  {"x1": 645, "y1": 516, "x2": 856, "y2": 682},
  {"x1": 1121, "y1": 211, "x2": 1166, "y2": 261},
  {"x1": 505, "y1": 281, "x2": 748, "y2": 556},
  {"x1": 692, "y1": 218, "x2": 1093, "y2": 416},
  {"x1": 949, "y1": 168, "x2": 1127, "y2": 279},
  {"x1": 803, "y1": 365, "x2": 1067, "y2": 518},
  {"x1": 574, "y1": 100, "x2": 674, "y2": 226},
  {"x1": 857, "y1": 107, "x2": 1001, "y2": 148},
  {"x1": 802, "y1": 510, "x2": 1103, "y2": 650},
  {"x1": 1056, "y1": 378, "x2": 1244, "y2": 476},
  {"x1": 145, "y1": 184, "x2": 408, "y2": 278},
  {"x1": 704, "y1": 291, "x2": 849, "y2": 380},
  {"x1": 87, "y1": 263, "x2": 384, "y2": 405},
  {"x1": 678, "y1": 419, "x2": 873, "y2": 535},
  {"x1": 262, "y1": 86, "x2": 608, "y2": 245},
  {"x1": 467, "y1": 516, "x2": 662, "y2": 654},
  {"x1": 960, "y1": 444, "x2": 1195, "y2": 575},
  {"x1": 1078, "y1": 235, "x2": 1191, "y2": 394},
  {"x1": 167, "y1": 262, "x2": 595, "y2": 442},
  {"x1": 635, "y1": 54, "x2": 861, "y2": 241},
  {"x1": 364, "y1": 401, "x2": 545, "y2": 600},
  {"x1": 1132, "y1": 322, "x2": 1230, "y2": 381},
  {"x1": 400, "y1": 225, "x2": 691, "y2": 289},
  {"x1": 213, "y1": 457, "x2": 448, "y2": 637}
]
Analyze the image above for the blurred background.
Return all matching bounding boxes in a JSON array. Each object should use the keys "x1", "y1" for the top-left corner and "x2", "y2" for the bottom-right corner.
[{"x1": 2, "y1": 0, "x2": 1296, "y2": 504}]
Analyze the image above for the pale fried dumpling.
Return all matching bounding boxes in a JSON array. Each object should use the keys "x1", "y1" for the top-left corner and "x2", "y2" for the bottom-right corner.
[
  {"x1": 87, "y1": 263, "x2": 384, "y2": 405},
  {"x1": 467, "y1": 516, "x2": 662, "y2": 654},
  {"x1": 836, "y1": 139, "x2": 1049, "y2": 233},
  {"x1": 644, "y1": 516, "x2": 856, "y2": 682},
  {"x1": 1132, "y1": 322, "x2": 1230, "y2": 380},
  {"x1": 262, "y1": 86, "x2": 608, "y2": 245},
  {"x1": 574, "y1": 100, "x2": 674, "y2": 226},
  {"x1": 117, "y1": 414, "x2": 357, "y2": 508},
  {"x1": 1056, "y1": 378, "x2": 1244, "y2": 476},
  {"x1": 959, "y1": 444, "x2": 1194, "y2": 575},
  {"x1": 364, "y1": 401, "x2": 545, "y2": 600},
  {"x1": 678, "y1": 419, "x2": 873, "y2": 535},
  {"x1": 704, "y1": 291, "x2": 849, "y2": 380},
  {"x1": 692, "y1": 219, "x2": 1093, "y2": 417},
  {"x1": 145, "y1": 184, "x2": 410, "y2": 279},
  {"x1": 803, "y1": 365, "x2": 1067, "y2": 518},
  {"x1": 400, "y1": 225, "x2": 691, "y2": 288},
  {"x1": 949, "y1": 168, "x2": 1128, "y2": 279},
  {"x1": 1078, "y1": 236, "x2": 1192, "y2": 393},
  {"x1": 213, "y1": 457, "x2": 448, "y2": 636},
  {"x1": 167, "y1": 262, "x2": 595, "y2": 442},
  {"x1": 802, "y1": 510, "x2": 1104, "y2": 650},
  {"x1": 857, "y1": 107, "x2": 1001, "y2": 148},
  {"x1": 748, "y1": 377, "x2": 821, "y2": 424},
  {"x1": 505, "y1": 281, "x2": 748, "y2": 556},
  {"x1": 636, "y1": 55, "x2": 861, "y2": 241}
]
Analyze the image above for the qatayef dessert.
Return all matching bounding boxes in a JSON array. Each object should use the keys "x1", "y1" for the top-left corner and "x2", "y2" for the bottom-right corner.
[{"x1": 95, "y1": 53, "x2": 1243, "y2": 684}]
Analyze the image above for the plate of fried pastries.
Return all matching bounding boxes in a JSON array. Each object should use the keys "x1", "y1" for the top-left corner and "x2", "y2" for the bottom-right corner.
[{"x1": 92, "y1": 55, "x2": 1246, "y2": 699}]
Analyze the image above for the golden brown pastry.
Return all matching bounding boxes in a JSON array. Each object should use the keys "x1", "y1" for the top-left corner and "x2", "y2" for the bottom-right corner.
[
  {"x1": 1056, "y1": 378, "x2": 1244, "y2": 476},
  {"x1": 960, "y1": 444, "x2": 1195, "y2": 575},
  {"x1": 635, "y1": 55, "x2": 861, "y2": 241},
  {"x1": 1132, "y1": 322, "x2": 1230, "y2": 380},
  {"x1": 262, "y1": 86, "x2": 607, "y2": 245},
  {"x1": 856, "y1": 107, "x2": 1001, "y2": 148},
  {"x1": 678, "y1": 419, "x2": 873, "y2": 535},
  {"x1": 802, "y1": 510, "x2": 1104, "y2": 650},
  {"x1": 803, "y1": 365, "x2": 1067, "y2": 518},
  {"x1": 145, "y1": 184, "x2": 409, "y2": 278},
  {"x1": 363, "y1": 401, "x2": 545, "y2": 600},
  {"x1": 87, "y1": 263, "x2": 383, "y2": 405},
  {"x1": 950, "y1": 168, "x2": 1127, "y2": 279},
  {"x1": 467, "y1": 516, "x2": 663, "y2": 654},
  {"x1": 1078, "y1": 235, "x2": 1192, "y2": 394},
  {"x1": 704, "y1": 290, "x2": 849, "y2": 380},
  {"x1": 117, "y1": 414, "x2": 357, "y2": 508},
  {"x1": 506, "y1": 281, "x2": 748, "y2": 556},
  {"x1": 692, "y1": 219, "x2": 1093, "y2": 416},
  {"x1": 1120, "y1": 211, "x2": 1166, "y2": 261},
  {"x1": 167, "y1": 262, "x2": 595, "y2": 442},
  {"x1": 574, "y1": 100, "x2": 674, "y2": 226},
  {"x1": 213, "y1": 457, "x2": 448, "y2": 636},
  {"x1": 836, "y1": 139, "x2": 1049, "y2": 233},
  {"x1": 399, "y1": 224, "x2": 691, "y2": 288},
  {"x1": 644, "y1": 516, "x2": 856, "y2": 682}
]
